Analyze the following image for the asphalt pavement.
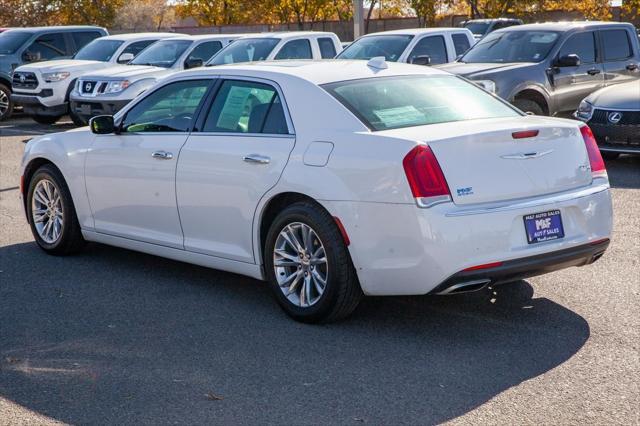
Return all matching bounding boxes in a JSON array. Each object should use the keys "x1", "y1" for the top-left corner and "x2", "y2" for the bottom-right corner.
[{"x1": 0, "y1": 116, "x2": 638, "y2": 425}]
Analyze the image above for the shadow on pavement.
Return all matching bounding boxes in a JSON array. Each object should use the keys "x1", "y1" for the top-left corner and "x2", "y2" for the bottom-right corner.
[
  {"x1": 0, "y1": 241, "x2": 590, "y2": 424},
  {"x1": 606, "y1": 154, "x2": 640, "y2": 189}
]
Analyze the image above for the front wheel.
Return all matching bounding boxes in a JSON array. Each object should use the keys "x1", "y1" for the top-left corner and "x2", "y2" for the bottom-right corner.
[
  {"x1": 0, "y1": 83, "x2": 13, "y2": 121},
  {"x1": 33, "y1": 115, "x2": 62, "y2": 125},
  {"x1": 69, "y1": 109, "x2": 87, "y2": 126},
  {"x1": 513, "y1": 98, "x2": 544, "y2": 116},
  {"x1": 264, "y1": 202, "x2": 362, "y2": 323}
]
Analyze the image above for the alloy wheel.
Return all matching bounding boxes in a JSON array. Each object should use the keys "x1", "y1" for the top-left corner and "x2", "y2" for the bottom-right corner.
[
  {"x1": 31, "y1": 179, "x2": 64, "y2": 244},
  {"x1": 0, "y1": 88, "x2": 9, "y2": 117}
]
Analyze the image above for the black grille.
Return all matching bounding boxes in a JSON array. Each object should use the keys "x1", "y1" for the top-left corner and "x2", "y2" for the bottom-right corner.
[
  {"x1": 12, "y1": 71, "x2": 38, "y2": 89},
  {"x1": 80, "y1": 80, "x2": 97, "y2": 94},
  {"x1": 590, "y1": 109, "x2": 640, "y2": 125}
]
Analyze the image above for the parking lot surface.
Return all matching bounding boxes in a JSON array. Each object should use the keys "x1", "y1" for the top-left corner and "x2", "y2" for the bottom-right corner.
[{"x1": 1, "y1": 117, "x2": 638, "y2": 425}]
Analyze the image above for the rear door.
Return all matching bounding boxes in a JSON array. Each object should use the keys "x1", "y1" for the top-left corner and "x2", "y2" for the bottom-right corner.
[
  {"x1": 599, "y1": 28, "x2": 640, "y2": 85},
  {"x1": 176, "y1": 78, "x2": 295, "y2": 262}
]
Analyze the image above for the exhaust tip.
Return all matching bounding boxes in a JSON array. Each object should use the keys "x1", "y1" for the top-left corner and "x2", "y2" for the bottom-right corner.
[{"x1": 437, "y1": 279, "x2": 491, "y2": 295}]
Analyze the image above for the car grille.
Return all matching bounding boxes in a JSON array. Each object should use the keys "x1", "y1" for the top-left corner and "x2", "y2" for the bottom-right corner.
[
  {"x1": 590, "y1": 109, "x2": 640, "y2": 125},
  {"x1": 12, "y1": 71, "x2": 38, "y2": 90}
]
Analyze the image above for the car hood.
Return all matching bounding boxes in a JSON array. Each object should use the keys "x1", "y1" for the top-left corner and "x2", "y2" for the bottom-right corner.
[
  {"x1": 17, "y1": 59, "x2": 105, "y2": 71},
  {"x1": 436, "y1": 62, "x2": 536, "y2": 78},
  {"x1": 81, "y1": 65, "x2": 169, "y2": 80},
  {"x1": 586, "y1": 80, "x2": 640, "y2": 110}
]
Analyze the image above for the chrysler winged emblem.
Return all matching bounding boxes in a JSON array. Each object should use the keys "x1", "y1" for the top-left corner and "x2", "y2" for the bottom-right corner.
[{"x1": 608, "y1": 112, "x2": 623, "y2": 124}]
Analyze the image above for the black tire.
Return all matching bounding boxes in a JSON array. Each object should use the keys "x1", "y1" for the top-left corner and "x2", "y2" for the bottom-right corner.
[
  {"x1": 32, "y1": 114, "x2": 62, "y2": 125},
  {"x1": 513, "y1": 98, "x2": 545, "y2": 116},
  {"x1": 0, "y1": 83, "x2": 13, "y2": 121},
  {"x1": 601, "y1": 151, "x2": 620, "y2": 160},
  {"x1": 26, "y1": 164, "x2": 85, "y2": 255},
  {"x1": 264, "y1": 201, "x2": 362, "y2": 323},
  {"x1": 69, "y1": 110, "x2": 87, "y2": 126}
]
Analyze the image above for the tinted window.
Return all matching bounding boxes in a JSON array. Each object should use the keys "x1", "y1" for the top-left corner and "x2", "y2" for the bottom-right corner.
[
  {"x1": 452, "y1": 33, "x2": 471, "y2": 56},
  {"x1": 208, "y1": 38, "x2": 279, "y2": 65},
  {"x1": 408, "y1": 35, "x2": 448, "y2": 65},
  {"x1": 72, "y1": 31, "x2": 102, "y2": 51},
  {"x1": 74, "y1": 39, "x2": 123, "y2": 61},
  {"x1": 324, "y1": 75, "x2": 519, "y2": 131},
  {"x1": 0, "y1": 31, "x2": 33, "y2": 54},
  {"x1": 121, "y1": 40, "x2": 157, "y2": 57},
  {"x1": 601, "y1": 30, "x2": 632, "y2": 60},
  {"x1": 188, "y1": 41, "x2": 223, "y2": 62},
  {"x1": 129, "y1": 39, "x2": 192, "y2": 68},
  {"x1": 337, "y1": 35, "x2": 413, "y2": 62},
  {"x1": 274, "y1": 39, "x2": 312, "y2": 60},
  {"x1": 318, "y1": 37, "x2": 337, "y2": 58},
  {"x1": 461, "y1": 31, "x2": 559, "y2": 63},
  {"x1": 122, "y1": 80, "x2": 211, "y2": 133},
  {"x1": 463, "y1": 22, "x2": 490, "y2": 37},
  {"x1": 559, "y1": 32, "x2": 596, "y2": 63},
  {"x1": 26, "y1": 33, "x2": 67, "y2": 61},
  {"x1": 203, "y1": 80, "x2": 288, "y2": 134}
]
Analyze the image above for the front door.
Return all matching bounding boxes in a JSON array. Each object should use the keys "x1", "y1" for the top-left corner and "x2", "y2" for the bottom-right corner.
[
  {"x1": 177, "y1": 79, "x2": 295, "y2": 263},
  {"x1": 85, "y1": 79, "x2": 212, "y2": 248}
]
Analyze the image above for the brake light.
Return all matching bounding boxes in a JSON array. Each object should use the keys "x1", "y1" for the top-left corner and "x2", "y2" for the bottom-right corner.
[
  {"x1": 580, "y1": 125, "x2": 606, "y2": 179},
  {"x1": 402, "y1": 145, "x2": 451, "y2": 208},
  {"x1": 512, "y1": 130, "x2": 539, "y2": 139}
]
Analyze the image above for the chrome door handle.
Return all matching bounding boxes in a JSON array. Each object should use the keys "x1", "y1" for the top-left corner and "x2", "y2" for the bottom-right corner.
[
  {"x1": 151, "y1": 151, "x2": 173, "y2": 160},
  {"x1": 587, "y1": 68, "x2": 601, "y2": 75},
  {"x1": 243, "y1": 154, "x2": 270, "y2": 164}
]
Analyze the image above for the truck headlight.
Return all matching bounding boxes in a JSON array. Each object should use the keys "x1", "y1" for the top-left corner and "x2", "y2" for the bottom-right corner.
[
  {"x1": 104, "y1": 80, "x2": 131, "y2": 94},
  {"x1": 474, "y1": 80, "x2": 496, "y2": 93},
  {"x1": 42, "y1": 71, "x2": 70, "y2": 82},
  {"x1": 575, "y1": 100, "x2": 594, "y2": 121}
]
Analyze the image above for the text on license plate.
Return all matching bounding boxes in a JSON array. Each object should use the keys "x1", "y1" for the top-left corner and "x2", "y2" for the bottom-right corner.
[{"x1": 523, "y1": 210, "x2": 564, "y2": 244}]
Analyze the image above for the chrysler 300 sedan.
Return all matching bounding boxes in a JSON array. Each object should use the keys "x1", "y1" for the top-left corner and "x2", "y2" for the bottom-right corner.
[{"x1": 20, "y1": 60, "x2": 613, "y2": 322}]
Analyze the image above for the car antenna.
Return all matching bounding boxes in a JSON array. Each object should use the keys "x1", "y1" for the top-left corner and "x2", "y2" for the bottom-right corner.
[{"x1": 367, "y1": 56, "x2": 388, "y2": 70}]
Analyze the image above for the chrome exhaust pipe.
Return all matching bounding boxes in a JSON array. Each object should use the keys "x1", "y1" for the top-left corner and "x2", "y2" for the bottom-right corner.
[{"x1": 437, "y1": 279, "x2": 491, "y2": 295}]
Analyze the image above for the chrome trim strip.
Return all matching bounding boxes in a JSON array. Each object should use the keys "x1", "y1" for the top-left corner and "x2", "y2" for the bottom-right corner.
[
  {"x1": 500, "y1": 149, "x2": 554, "y2": 160},
  {"x1": 416, "y1": 195, "x2": 452, "y2": 208},
  {"x1": 600, "y1": 147, "x2": 640, "y2": 153},
  {"x1": 437, "y1": 279, "x2": 491, "y2": 295}
]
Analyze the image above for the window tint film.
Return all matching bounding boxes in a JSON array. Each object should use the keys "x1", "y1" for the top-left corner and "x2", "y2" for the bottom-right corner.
[
  {"x1": 323, "y1": 75, "x2": 519, "y2": 131},
  {"x1": 337, "y1": 35, "x2": 413, "y2": 62},
  {"x1": 72, "y1": 31, "x2": 102, "y2": 51},
  {"x1": 203, "y1": 80, "x2": 288, "y2": 134},
  {"x1": 318, "y1": 37, "x2": 337, "y2": 58},
  {"x1": 559, "y1": 32, "x2": 596, "y2": 63},
  {"x1": 601, "y1": 30, "x2": 632, "y2": 61},
  {"x1": 452, "y1": 33, "x2": 471, "y2": 56},
  {"x1": 27, "y1": 33, "x2": 67, "y2": 60},
  {"x1": 122, "y1": 80, "x2": 211, "y2": 133},
  {"x1": 274, "y1": 39, "x2": 313, "y2": 60},
  {"x1": 188, "y1": 41, "x2": 223, "y2": 62},
  {"x1": 408, "y1": 36, "x2": 448, "y2": 65}
]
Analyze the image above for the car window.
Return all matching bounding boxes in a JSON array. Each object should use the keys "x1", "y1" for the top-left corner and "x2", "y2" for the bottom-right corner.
[
  {"x1": 74, "y1": 39, "x2": 123, "y2": 61},
  {"x1": 274, "y1": 39, "x2": 313, "y2": 60},
  {"x1": 188, "y1": 41, "x2": 223, "y2": 62},
  {"x1": 72, "y1": 31, "x2": 102, "y2": 51},
  {"x1": 0, "y1": 31, "x2": 33, "y2": 54},
  {"x1": 207, "y1": 38, "x2": 279, "y2": 65},
  {"x1": 203, "y1": 80, "x2": 288, "y2": 134},
  {"x1": 408, "y1": 35, "x2": 448, "y2": 65},
  {"x1": 318, "y1": 37, "x2": 337, "y2": 58},
  {"x1": 25, "y1": 33, "x2": 67, "y2": 61},
  {"x1": 601, "y1": 29, "x2": 632, "y2": 61},
  {"x1": 337, "y1": 35, "x2": 413, "y2": 62},
  {"x1": 129, "y1": 39, "x2": 192, "y2": 68},
  {"x1": 463, "y1": 22, "x2": 490, "y2": 37},
  {"x1": 559, "y1": 32, "x2": 596, "y2": 63},
  {"x1": 121, "y1": 40, "x2": 157, "y2": 57},
  {"x1": 461, "y1": 31, "x2": 559, "y2": 63},
  {"x1": 122, "y1": 80, "x2": 211, "y2": 133},
  {"x1": 451, "y1": 33, "x2": 471, "y2": 56}
]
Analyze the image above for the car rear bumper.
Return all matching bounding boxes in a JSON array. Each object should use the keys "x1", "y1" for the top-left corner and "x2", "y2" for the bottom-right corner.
[{"x1": 70, "y1": 99, "x2": 131, "y2": 121}]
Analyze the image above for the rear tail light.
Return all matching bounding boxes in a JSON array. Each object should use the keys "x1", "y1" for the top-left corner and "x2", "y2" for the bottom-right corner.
[
  {"x1": 579, "y1": 125, "x2": 607, "y2": 179},
  {"x1": 402, "y1": 145, "x2": 452, "y2": 208}
]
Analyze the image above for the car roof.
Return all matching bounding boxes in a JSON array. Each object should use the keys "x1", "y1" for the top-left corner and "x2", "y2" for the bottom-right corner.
[
  {"x1": 4, "y1": 25, "x2": 106, "y2": 33},
  {"x1": 363, "y1": 27, "x2": 471, "y2": 36},
  {"x1": 168, "y1": 34, "x2": 249, "y2": 41},
  {"x1": 236, "y1": 31, "x2": 337, "y2": 40},
  {"x1": 495, "y1": 21, "x2": 632, "y2": 32},
  {"x1": 100, "y1": 32, "x2": 179, "y2": 41},
  {"x1": 465, "y1": 18, "x2": 521, "y2": 22},
  {"x1": 182, "y1": 59, "x2": 448, "y2": 85}
]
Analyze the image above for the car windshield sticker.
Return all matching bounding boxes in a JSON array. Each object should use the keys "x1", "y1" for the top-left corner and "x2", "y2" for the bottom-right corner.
[
  {"x1": 373, "y1": 106, "x2": 425, "y2": 128},
  {"x1": 216, "y1": 86, "x2": 252, "y2": 129}
]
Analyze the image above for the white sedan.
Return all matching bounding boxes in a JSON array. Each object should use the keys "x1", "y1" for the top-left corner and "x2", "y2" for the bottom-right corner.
[{"x1": 20, "y1": 60, "x2": 613, "y2": 322}]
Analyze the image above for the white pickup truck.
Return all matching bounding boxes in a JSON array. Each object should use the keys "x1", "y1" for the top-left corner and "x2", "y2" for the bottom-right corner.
[
  {"x1": 336, "y1": 28, "x2": 476, "y2": 65},
  {"x1": 70, "y1": 34, "x2": 242, "y2": 124},
  {"x1": 11, "y1": 33, "x2": 177, "y2": 125}
]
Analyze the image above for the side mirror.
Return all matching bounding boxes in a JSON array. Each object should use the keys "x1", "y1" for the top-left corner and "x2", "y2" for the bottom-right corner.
[
  {"x1": 22, "y1": 51, "x2": 39, "y2": 62},
  {"x1": 117, "y1": 52, "x2": 134, "y2": 64},
  {"x1": 184, "y1": 57, "x2": 203, "y2": 69},
  {"x1": 556, "y1": 54, "x2": 580, "y2": 67},
  {"x1": 410, "y1": 55, "x2": 431, "y2": 66},
  {"x1": 90, "y1": 115, "x2": 116, "y2": 134}
]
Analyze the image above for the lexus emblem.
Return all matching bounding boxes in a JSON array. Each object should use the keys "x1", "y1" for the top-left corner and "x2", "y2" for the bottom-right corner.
[
  {"x1": 608, "y1": 112, "x2": 623, "y2": 124},
  {"x1": 19, "y1": 74, "x2": 25, "y2": 83},
  {"x1": 84, "y1": 82, "x2": 92, "y2": 92}
]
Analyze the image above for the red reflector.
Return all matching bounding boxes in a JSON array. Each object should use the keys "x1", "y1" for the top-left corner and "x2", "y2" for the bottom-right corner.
[
  {"x1": 333, "y1": 216, "x2": 350, "y2": 246},
  {"x1": 402, "y1": 145, "x2": 451, "y2": 199},
  {"x1": 463, "y1": 261, "x2": 503, "y2": 272},
  {"x1": 512, "y1": 130, "x2": 539, "y2": 139},
  {"x1": 590, "y1": 238, "x2": 610, "y2": 246},
  {"x1": 20, "y1": 175, "x2": 24, "y2": 195},
  {"x1": 580, "y1": 125, "x2": 606, "y2": 176}
]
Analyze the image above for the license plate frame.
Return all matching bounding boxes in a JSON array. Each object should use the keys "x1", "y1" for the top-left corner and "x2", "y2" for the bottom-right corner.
[{"x1": 523, "y1": 209, "x2": 565, "y2": 244}]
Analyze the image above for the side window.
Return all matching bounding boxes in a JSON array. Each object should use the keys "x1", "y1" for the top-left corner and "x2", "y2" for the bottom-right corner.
[
  {"x1": 274, "y1": 39, "x2": 313, "y2": 60},
  {"x1": 601, "y1": 29, "x2": 632, "y2": 61},
  {"x1": 72, "y1": 31, "x2": 102, "y2": 51},
  {"x1": 559, "y1": 32, "x2": 596, "y2": 63},
  {"x1": 122, "y1": 80, "x2": 211, "y2": 133},
  {"x1": 408, "y1": 35, "x2": 448, "y2": 65},
  {"x1": 122, "y1": 40, "x2": 156, "y2": 57},
  {"x1": 203, "y1": 80, "x2": 288, "y2": 134},
  {"x1": 318, "y1": 37, "x2": 337, "y2": 58},
  {"x1": 187, "y1": 41, "x2": 223, "y2": 62},
  {"x1": 451, "y1": 33, "x2": 471, "y2": 56},
  {"x1": 25, "y1": 33, "x2": 67, "y2": 61}
]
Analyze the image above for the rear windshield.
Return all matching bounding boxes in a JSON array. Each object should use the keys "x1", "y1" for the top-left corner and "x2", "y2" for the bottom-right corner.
[
  {"x1": 207, "y1": 38, "x2": 279, "y2": 66},
  {"x1": 74, "y1": 39, "x2": 124, "y2": 61},
  {"x1": 129, "y1": 39, "x2": 192, "y2": 68},
  {"x1": 0, "y1": 31, "x2": 32, "y2": 54},
  {"x1": 336, "y1": 35, "x2": 414, "y2": 62},
  {"x1": 323, "y1": 75, "x2": 520, "y2": 131},
  {"x1": 461, "y1": 30, "x2": 559, "y2": 63},
  {"x1": 463, "y1": 22, "x2": 490, "y2": 36}
]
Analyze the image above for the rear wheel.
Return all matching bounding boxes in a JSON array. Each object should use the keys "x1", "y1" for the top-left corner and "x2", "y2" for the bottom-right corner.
[
  {"x1": 33, "y1": 115, "x2": 62, "y2": 125},
  {"x1": 513, "y1": 98, "x2": 544, "y2": 116},
  {"x1": 27, "y1": 164, "x2": 85, "y2": 255},
  {"x1": 601, "y1": 151, "x2": 620, "y2": 160},
  {"x1": 264, "y1": 201, "x2": 362, "y2": 323},
  {"x1": 0, "y1": 83, "x2": 13, "y2": 121}
]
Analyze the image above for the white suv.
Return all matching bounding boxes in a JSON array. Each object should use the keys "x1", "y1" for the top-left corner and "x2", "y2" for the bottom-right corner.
[
  {"x1": 11, "y1": 33, "x2": 177, "y2": 125},
  {"x1": 70, "y1": 34, "x2": 242, "y2": 124}
]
